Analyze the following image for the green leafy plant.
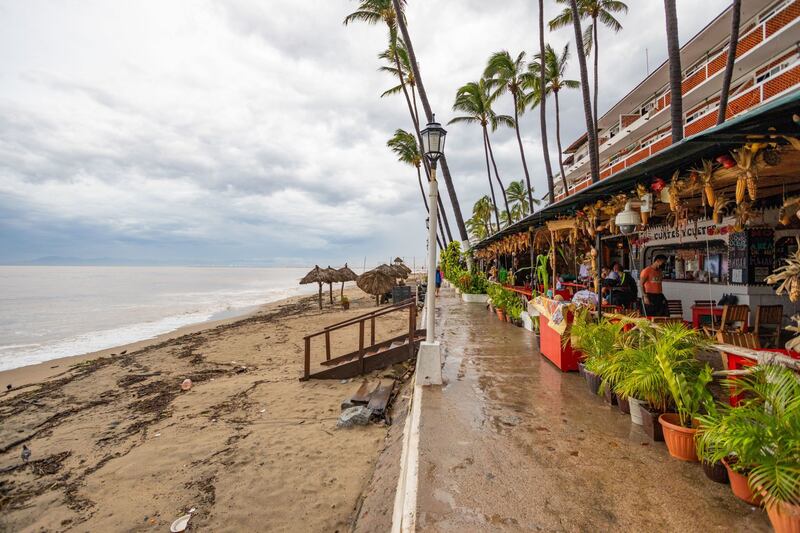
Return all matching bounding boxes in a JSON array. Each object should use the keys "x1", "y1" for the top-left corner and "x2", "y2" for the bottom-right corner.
[
  {"x1": 602, "y1": 318, "x2": 709, "y2": 413},
  {"x1": 535, "y1": 253, "x2": 550, "y2": 293},
  {"x1": 697, "y1": 364, "x2": 800, "y2": 508},
  {"x1": 507, "y1": 295, "x2": 524, "y2": 320},
  {"x1": 439, "y1": 241, "x2": 462, "y2": 281}
]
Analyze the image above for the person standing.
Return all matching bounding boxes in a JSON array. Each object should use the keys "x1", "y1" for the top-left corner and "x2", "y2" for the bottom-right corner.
[
  {"x1": 639, "y1": 254, "x2": 668, "y2": 317},
  {"x1": 435, "y1": 265, "x2": 442, "y2": 296}
]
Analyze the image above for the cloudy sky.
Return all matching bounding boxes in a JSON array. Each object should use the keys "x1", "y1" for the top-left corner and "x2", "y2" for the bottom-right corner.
[{"x1": 0, "y1": 0, "x2": 730, "y2": 266}]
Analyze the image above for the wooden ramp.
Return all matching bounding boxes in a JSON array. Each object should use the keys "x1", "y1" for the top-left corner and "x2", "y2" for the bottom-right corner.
[
  {"x1": 307, "y1": 329, "x2": 425, "y2": 380},
  {"x1": 301, "y1": 299, "x2": 422, "y2": 381}
]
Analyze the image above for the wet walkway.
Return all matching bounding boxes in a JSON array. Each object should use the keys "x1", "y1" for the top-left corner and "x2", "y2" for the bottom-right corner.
[{"x1": 415, "y1": 292, "x2": 770, "y2": 532}]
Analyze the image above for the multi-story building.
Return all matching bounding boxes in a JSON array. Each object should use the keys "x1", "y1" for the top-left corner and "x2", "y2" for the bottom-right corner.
[{"x1": 554, "y1": 0, "x2": 800, "y2": 201}]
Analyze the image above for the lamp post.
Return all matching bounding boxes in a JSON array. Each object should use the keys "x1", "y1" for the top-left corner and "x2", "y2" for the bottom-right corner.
[{"x1": 417, "y1": 116, "x2": 446, "y2": 386}]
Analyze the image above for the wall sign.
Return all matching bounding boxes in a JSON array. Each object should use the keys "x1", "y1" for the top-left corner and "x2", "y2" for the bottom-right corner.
[{"x1": 640, "y1": 218, "x2": 733, "y2": 246}]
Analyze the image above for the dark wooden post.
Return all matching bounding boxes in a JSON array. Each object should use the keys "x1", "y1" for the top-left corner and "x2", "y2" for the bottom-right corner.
[
  {"x1": 304, "y1": 336, "x2": 311, "y2": 380},
  {"x1": 408, "y1": 303, "x2": 416, "y2": 359},
  {"x1": 324, "y1": 330, "x2": 331, "y2": 361},
  {"x1": 370, "y1": 316, "x2": 376, "y2": 346},
  {"x1": 358, "y1": 320, "x2": 365, "y2": 375}
]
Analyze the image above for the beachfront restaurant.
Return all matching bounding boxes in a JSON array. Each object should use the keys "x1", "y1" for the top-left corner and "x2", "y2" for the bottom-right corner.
[{"x1": 470, "y1": 91, "x2": 800, "y2": 370}]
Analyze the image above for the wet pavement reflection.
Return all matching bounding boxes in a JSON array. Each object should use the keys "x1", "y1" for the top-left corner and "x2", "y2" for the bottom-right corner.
[{"x1": 415, "y1": 291, "x2": 770, "y2": 532}]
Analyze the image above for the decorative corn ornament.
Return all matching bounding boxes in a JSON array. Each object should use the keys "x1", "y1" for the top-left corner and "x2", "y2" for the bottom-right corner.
[
  {"x1": 792, "y1": 278, "x2": 800, "y2": 303},
  {"x1": 765, "y1": 238, "x2": 800, "y2": 303},
  {"x1": 746, "y1": 171, "x2": 758, "y2": 202},
  {"x1": 736, "y1": 176, "x2": 747, "y2": 204}
]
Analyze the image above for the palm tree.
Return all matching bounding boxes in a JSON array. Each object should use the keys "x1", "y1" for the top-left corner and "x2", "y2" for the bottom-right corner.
[
  {"x1": 345, "y1": 0, "x2": 467, "y2": 245},
  {"x1": 537, "y1": 0, "x2": 556, "y2": 203},
  {"x1": 389, "y1": 0, "x2": 470, "y2": 246},
  {"x1": 387, "y1": 129, "x2": 444, "y2": 249},
  {"x1": 549, "y1": 0, "x2": 628, "y2": 131},
  {"x1": 506, "y1": 179, "x2": 540, "y2": 218},
  {"x1": 717, "y1": 0, "x2": 741, "y2": 125},
  {"x1": 533, "y1": 44, "x2": 579, "y2": 190},
  {"x1": 566, "y1": 0, "x2": 601, "y2": 184},
  {"x1": 664, "y1": 0, "x2": 683, "y2": 143},
  {"x1": 378, "y1": 40, "x2": 454, "y2": 243},
  {"x1": 484, "y1": 51, "x2": 534, "y2": 209},
  {"x1": 449, "y1": 80, "x2": 514, "y2": 227},
  {"x1": 468, "y1": 196, "x2": 495, "y2": 240}
]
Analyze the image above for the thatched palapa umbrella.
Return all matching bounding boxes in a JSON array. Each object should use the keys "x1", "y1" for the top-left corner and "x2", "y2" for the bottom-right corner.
[
  {"x1": 300, "y1": 265, "x2": 334, "y2": 310},
  {"x1": 337, "y1": 263, "x2": 359, "y2": 299},
  {"x1": 357, "y1": 267, "x2": 396, "y2": 305},
  {"x1": 377, "y1": 263, "x2": 408, "y2": 280},
  {"x1": 323, "y1": 266, "x2": 341, "y2": 305}
]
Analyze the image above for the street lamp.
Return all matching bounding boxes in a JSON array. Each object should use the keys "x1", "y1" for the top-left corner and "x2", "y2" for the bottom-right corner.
[{"x1": 418, "y1": 116, "x2": 446, "y2": 386}]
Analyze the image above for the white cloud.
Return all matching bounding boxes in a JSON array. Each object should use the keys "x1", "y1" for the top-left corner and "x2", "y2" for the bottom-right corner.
[{"x1": 0, "y1": 0, "x2": 731, "y2": 264}]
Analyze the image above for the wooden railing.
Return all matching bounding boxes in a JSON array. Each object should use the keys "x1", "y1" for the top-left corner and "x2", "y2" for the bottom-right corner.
[{"x1": 302, "y1": 299, "x2": 417, "y2": 380}]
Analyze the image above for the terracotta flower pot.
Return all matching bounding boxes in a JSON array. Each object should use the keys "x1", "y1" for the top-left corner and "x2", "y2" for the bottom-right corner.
[
  {"x1": 767, "y1": 501, "x2": 800, "y2": 533},
  {"x1": 722, "y1": 458, "x2": 762, "y2": 506},
  {"x1": 658, "y1": 413, "x2": 699, "y2": 462},
  {"x1": 702, "y1": 460, "x2": 729, "y2": 484},
  {"x1": 496, "y1": 308, "x2": 506, "y2": 321}
]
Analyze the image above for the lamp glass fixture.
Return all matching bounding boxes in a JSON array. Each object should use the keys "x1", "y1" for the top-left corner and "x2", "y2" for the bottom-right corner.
[{"x1": 420, "y1": 115, "x2": 447, "y2": 162}]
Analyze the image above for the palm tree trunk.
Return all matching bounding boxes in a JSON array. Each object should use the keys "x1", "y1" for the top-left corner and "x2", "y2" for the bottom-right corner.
[
  {"x1": 717, "y1": 0, "x2": 741, "y2": 125},
  {"x1": 512, "y1": 92, "x2": 534, "y2": 210},
  {"x1": 664, "y1": 0, "x2": 683, "y2": 142},
  {"x1": 317, "y1": 282, "x2": 322, "y2": 310},
  {"x1": 569, "y1": 0, "x2": 601, "y2": 184},
  {"x1": 391, "y1": 0, "x2": 469, "y2": 244},
  {"x1": 538, "y1": 0, "x2": 556, "y2": 203},
  {"x1": 329, "y1": 283, "x2": 333, "y2": 304},
  {"x1": 481, "y1": 125, "x2": 502, "y2": 229},
  {"x1": 484, "y1": 130, "x2": 512, "y2": 220},
  {"x1": 392, "y1": 46, "x2": 455, "y2": 243},
  {"x1": 593, "y1": 16, "x2": 599, "y2": 133},
  {"x1": 554, "y1": 90, "x2": 569, "y2": 192}
]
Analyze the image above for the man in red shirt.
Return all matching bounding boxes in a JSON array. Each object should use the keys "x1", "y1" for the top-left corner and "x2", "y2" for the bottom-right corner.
[{"x1": 639, "y1": 254, "x2": 668, "y2": 317}]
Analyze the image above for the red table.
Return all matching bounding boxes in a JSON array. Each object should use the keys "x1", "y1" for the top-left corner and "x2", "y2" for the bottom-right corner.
[
  {"x1": 503, "y1": 285, "x2": 532, "y2": 299},
  {"x1": 722, "y1": 348, "x2": 800, "y2": 406},
  {"x1": 539, "y1": 314, "x2": 581, "y2": 372},
  {"x1": 691, "y1": 305, "x2": 724, "y2": 330}
]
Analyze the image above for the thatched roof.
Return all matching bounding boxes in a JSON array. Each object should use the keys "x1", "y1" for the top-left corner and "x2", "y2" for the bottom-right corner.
[
  {"x1": 377, "y1": 263, "x2": 408, "y2": 279},
  {"x1": 337, "y1": 263, "x2": 359, "y2": 282},
  {"x1": 394, "y1": 262, "x2": 411, "y2": 275},
  {"x1": 323, "y1": 266, "x2": 342, "y2": 283},
  {"x1": 393, "y1": 257, "x2": 404, "y2": 263},
  {"x1": 357, "y1": 268, "x2": 396, "y2": 295},
  {"x1": 300, "y1": 265, "x2": 334, "y2": 285}
]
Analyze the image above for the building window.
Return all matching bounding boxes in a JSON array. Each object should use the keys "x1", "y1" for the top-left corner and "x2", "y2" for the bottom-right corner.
[
  {"x1": 641, "y1": 133, "x2": 667, "y2": 149},
  {"x1": 608, "y1": 123, "x2": 620, "y2": 139},
  {"x1": 686, "y1": 103, "x2": 718, "y2": 124},
  {"x1": 639, "y1": 99, "x2": 656, "y2": 116},
  {"x1": 759, "y1": 0, "x2": 791, "y2": 24},
  {"x1": 755, "y1": 52, "x2": 799, "y2": 84},
  {"x1": 684, "y1": 59, "x2": 706, "y2": 78}
]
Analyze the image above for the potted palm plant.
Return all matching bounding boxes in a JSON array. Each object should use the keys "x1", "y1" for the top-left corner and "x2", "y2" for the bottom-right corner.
[
  {"x1": 611, "y1": 321, "x2": 707, "y2": 440},
  {"x1": 571, "y1": 311, "x2": 625, "y2": 400},
  {"x1": 697, "y1": 364, "x2": 800, "y2": 527},
  {"x1": 657, "y1": 363, "x2": 714, "y2": 462}
]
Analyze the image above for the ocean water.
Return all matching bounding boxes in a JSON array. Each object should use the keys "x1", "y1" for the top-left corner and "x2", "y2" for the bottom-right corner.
[{"x1": 0, "y1": 266, "x2": 320, "y2": 371}]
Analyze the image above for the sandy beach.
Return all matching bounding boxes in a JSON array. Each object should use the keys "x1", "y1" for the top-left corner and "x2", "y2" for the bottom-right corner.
[{"x1": 0, "y1": 288, "x2": 413, "y2": 532}]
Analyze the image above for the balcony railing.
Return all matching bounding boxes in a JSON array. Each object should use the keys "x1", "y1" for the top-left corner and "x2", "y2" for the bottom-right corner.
[
  {"x1": 555, "y1": 1, "x2": 800, "y2": 202},
  {"x1": 560, "y1": 0, "x2": 800, "y2": 191}
]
